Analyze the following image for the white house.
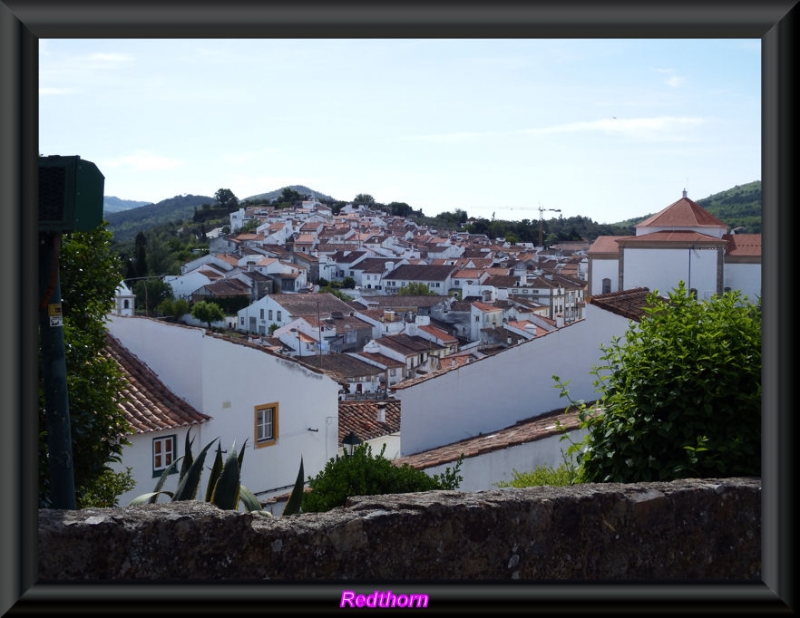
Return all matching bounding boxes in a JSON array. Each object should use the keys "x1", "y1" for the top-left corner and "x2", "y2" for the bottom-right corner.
[
  {"x1": 587, "y1": 190, "x2": 761, "y2": 302},
  {"x1": 392, "y1": 293, "x2": 637, "y2": 456},
  {"x1": 106, "y1": 315, "x2": 341, "y2": 506}
]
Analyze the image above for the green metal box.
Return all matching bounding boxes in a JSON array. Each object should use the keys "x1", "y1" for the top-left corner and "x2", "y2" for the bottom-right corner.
[{"x1": 38, "y1": 155, "x2": 105, "y2": 232}]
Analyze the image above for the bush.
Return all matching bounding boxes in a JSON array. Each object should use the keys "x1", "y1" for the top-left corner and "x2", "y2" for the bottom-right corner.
[
  {"x1": 555, "y1": 282, "x2": 761, "y2": 483},
  {"x1": 301, "y1": 444, "x2": 463, "y2": 513},
  {"x1": 494, "y1": 461, "x2": 578, "y2": 488}
]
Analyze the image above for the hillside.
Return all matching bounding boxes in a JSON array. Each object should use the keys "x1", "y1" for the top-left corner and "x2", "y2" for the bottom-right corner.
[
  {"x1": 103, "y1": 196, "x2": 152, "y2": 214},
  {"x1": 105, "y1": 194, "x2": 215, "y2": 243},
  {"x1": 243, "y1": 185, "x2": 337, "y2": 203}
]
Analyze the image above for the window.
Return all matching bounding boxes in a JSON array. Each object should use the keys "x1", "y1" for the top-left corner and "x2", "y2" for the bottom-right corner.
[
  {"x1": 277, "y1": 311, "x2": 282, "y2": 321},
  {"x1": 254, "y1": 403, "x2": 279, "y2": 448},
  {"x1": 268, "y1": 309, "x2": 273, "y2": 320},
  {"x1": 152, "y1": 435, "x2": 177, "y2": 477},
  {"x1": 260, "y1": 308, "x2": 264, "y2": 319},
  {"x1": 602, "y1": 278, "x2": 611, "y2": 294}
]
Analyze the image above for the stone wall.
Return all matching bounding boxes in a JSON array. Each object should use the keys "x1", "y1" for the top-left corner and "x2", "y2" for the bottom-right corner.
[{"x1": 38, "y1": 477, "x2": 760, "y2": 581}]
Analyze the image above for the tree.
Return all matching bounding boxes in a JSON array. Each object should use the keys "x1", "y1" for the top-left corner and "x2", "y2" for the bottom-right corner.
[
  {"x1": 133, "y1": 278, "x2": 173, "y2": 315},
  {"x1": 214, "y1": 188, "x2": 239, "y2": 211},
  {"x1": 398, "y1": 282, "x2": 436, "y2": 296},
  {"x1": 555, "y1": 282, "x2": 761, "y2": 483},
  {"x1": 134, "y1": 231, "x2": 148, "y2": 278},
  {"x1": 279, "y1": 187, "x2": 302, "y2": 205},
  {"x1": 353, "y1": 193, "x2": 375, "y2": 207},
  {"x1": 191, "y1": 300, "x2": 226, "y2": 329},
  {"x1": 39, "y1": 223, "x2": 134, "y2": 508}
]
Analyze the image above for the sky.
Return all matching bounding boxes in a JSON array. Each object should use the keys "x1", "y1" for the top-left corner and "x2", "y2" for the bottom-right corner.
[{"x1": 39, "y1": 38, "x2": 760, "y2": 225}]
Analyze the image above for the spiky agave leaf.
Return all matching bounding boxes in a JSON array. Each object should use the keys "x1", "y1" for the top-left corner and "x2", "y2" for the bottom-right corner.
[
  {"x1": 178, "y1": 428, "x2": 196, "y2": 482},
  {"x1": 238, "y1": 437, "x2": 248, "y2": 472},
  {"x1": 129, "y1": 490, "x2": 174, "y2": 506},
  {"x1": 173, "y1": 438, "x2": 218, "y2": 501},
  {"x1": 282, "y1": 456, "x2": 305, "y2": 516},
  {"x1": 210, "y1": 444, "x2": 241, "y2": 510},
  {"x1": 205, "y1": 443, "x2": 225, "y2": 503},
  {"x1": 239, "y1": 485, "x2": 264, "y2": 512},
  {"x1": 147, "y1": 457, "x2": 182, "y2": 504}
]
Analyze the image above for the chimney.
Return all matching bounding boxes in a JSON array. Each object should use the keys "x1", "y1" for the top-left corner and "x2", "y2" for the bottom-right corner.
[
  {"x1": 556, "y1": 313, "x2": 564, "y2": 328},
  {"x1": 376, "y1": 401, "x2": 387, "y2": 423},
  {"x1": 682, "y1": 188, "x2": 688, "y2": 198}
]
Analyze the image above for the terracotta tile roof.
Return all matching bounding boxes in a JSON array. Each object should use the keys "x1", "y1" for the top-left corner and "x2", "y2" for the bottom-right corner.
[
  {"x1": 635, "y1": 195, "x2": 727, "y2": 229},
  {"x1": 723, "y1": 233, "x2": 761, "y2": 258},
  {"x1": 619, "y1": 230, "x2": 727, "y2": 245},
  {"x1": 105, "y1": 333, "x2": 210, "y2": 435},
  {"x1": 587, "y1": 287, "x2": 652, "y2": 322},
  {"x1": 338, "y1": 400, "x2": 401, "y2": 443},
  {"x1": 587, "y1": 236, "x2": 627, "y2": 255},
  {"x1": 394, "y1": 407, "x2": 584, "y2": 469},
  {"x1": 300, "y1": 353, "x2": 384, "y2": 382},
  {"x1": 383, "y1": 264, "x2": 457, "y2": 282}
]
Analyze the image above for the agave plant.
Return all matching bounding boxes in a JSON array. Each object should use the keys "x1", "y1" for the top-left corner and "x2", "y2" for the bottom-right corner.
[{"x1": 129, "y1": 427, "x2": 306, "y2": 516}]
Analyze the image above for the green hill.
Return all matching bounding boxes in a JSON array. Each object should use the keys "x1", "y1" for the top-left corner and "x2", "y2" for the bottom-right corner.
[
  {"x1": 105, "y1": 194, "x2": 215, "y2": 243},
  {"x1": 243, "y1": 185, "x2": 337, "y2": 203}
]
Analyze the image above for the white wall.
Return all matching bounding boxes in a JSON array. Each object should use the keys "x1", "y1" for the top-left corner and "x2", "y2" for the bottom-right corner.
[
  {"x1": 395, "y1": 305, "x2": 630, "y2": 455},
  {"x1": 419, "y1": 428, "x2": 588, "y2": 492},
  {"x1": 623, "y1": 247, "x2": 719, "y2": 297},
  {"x1": 724, "y1": 263, "x2": 761, "y2": 302},
  {"x1": 589, "y1": 258, "x2": 618, "y2": 295},
  {"x1": 106, "y1": 316, "x2": 341, "y2": 506}
]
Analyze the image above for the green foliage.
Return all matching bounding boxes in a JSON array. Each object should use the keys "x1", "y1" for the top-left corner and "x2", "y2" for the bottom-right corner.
[
  {"x1": 301, "y1": 444, "x2": 463, "y2": 513},
  {"x1": 129, "y1": 428, "x2": 305, "y2": 516},
  {"x1": 77, "y1": 467, "x2": 137, "y2": 508},
  {"x1": 191, "y1": 300, "x2": 226, "y2": 329},
  {"x1": 398, "y1": 282, "x2": 436, "y2": 296},
  {"x1": 133, "y1": 278, "x2": 173, "y2": 314},
  {"x1": 494, "y1": 460, "x2": 579, "y2": 488},
  {"x1": 555, "y1": 282, "x2": 761, "y2": 483},
  {"x1": 38, "y1": 223, "x2": 134, "y2": 508}
]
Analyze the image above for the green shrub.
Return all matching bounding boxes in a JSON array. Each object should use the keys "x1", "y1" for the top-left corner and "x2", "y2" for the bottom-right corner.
[
  {"x1": 301, "y1": 444, "x2": 463, "y2": 513},
  {"x1": 555, "y1": 282, "x2": 761, "y2": 483},
  {"x1": 494, "y1": 461, "x2": 578, "y2": 488}
]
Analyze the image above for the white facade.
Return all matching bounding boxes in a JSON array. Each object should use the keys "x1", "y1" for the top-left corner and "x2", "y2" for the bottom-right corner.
[
  {"x1": 113, "y1": 282, "x2": 136, "y2": 317},
  {"x1": 106, "y1": 316, "x2": 340, "y2": 506},
  {"x1": 419, "y1": 428, "x2": 589, "y2": 492},
  {"x1": 724, "y1": 262, "x2": 761, "y2": 302},
  {"x1": 623, "y1": 247, "x2": 721, "y2": 298},
  {"x1": 395, "y1": 303, "x2": 631, "y2": 455}
]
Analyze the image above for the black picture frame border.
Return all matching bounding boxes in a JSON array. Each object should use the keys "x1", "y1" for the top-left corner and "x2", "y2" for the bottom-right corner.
[{"x1": 1, "y1": 1, "x2": 794, "y2": 614}]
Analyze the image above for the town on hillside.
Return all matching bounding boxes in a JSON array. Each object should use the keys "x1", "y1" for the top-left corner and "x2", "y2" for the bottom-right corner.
[{"x1": 106, "y1": 190, "x2": 761, "y2": 507}]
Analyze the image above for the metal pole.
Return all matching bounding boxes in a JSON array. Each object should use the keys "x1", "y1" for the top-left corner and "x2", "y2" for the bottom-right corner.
[{"x1": 38, "y1": 231, "x2": 76, "y2": 509}]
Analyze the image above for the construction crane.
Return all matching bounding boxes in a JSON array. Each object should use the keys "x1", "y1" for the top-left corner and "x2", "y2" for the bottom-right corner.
[{"x1": 538, "y1": 204, "x2": 561, "y2": 247}]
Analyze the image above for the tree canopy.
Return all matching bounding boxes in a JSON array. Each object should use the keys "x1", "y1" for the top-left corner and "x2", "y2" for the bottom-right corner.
[
  {"x1": 39, "y1": 223, "x2": 134, "y2": 508},
  {"x1": 557, "y1": 282, "x2": 761, "y2": 483}
]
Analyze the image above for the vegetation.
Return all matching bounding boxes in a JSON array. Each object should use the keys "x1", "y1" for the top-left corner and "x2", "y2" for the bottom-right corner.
[
  {"x1": 494, "y1": 460, "x2": 579, "y2": 488},
  {"x1": 398, "y1": 282, "x2": 437, "y2": 296},
  {"x1": 191, "y1": 300, "x2": 227, "y2": 329},
  {"x1": 39, "y1": 223, "x2": 134, "y2": 508},
  {"x1": 129, "y1": 429, "x2": 305, "y2": 516},
  {"x1": 301, "y1": 444, "x2": 463, "y2": 513},
  {"x1": 554, "y1": 282, "x2": 761, "y2": 483}
]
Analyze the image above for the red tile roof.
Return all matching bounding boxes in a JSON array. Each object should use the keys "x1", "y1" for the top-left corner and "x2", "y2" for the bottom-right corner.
[
  {"x1": 587, "y1": 287, "x2": 652, "y2": 322},
  {"x1": 635, "y1": 195, "x2": 727, "y2": 229},
  {"x1": 105, "y1": 334, "x2": 210, "y2": 435},
  {"x1": 338, "y1": 400, "x2": 401, "y2": 443},
  {"x1": 393, "y1": 407, "x2": 585, "y2": 470}
]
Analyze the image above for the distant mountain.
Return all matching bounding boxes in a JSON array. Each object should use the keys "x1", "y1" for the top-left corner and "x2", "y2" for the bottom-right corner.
[
  {"x1": 105, "y1": 186, "x2": 339, "y2": 244},
  {"x1": 105, "y1": 194, "x2": 215, "y2": 243},
  {"x1": 243, "y1": 185, "x2": 337, "y2": 203},
  {"x1": 103, "y1": 196, "x2": 152, "y2": 214}
]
